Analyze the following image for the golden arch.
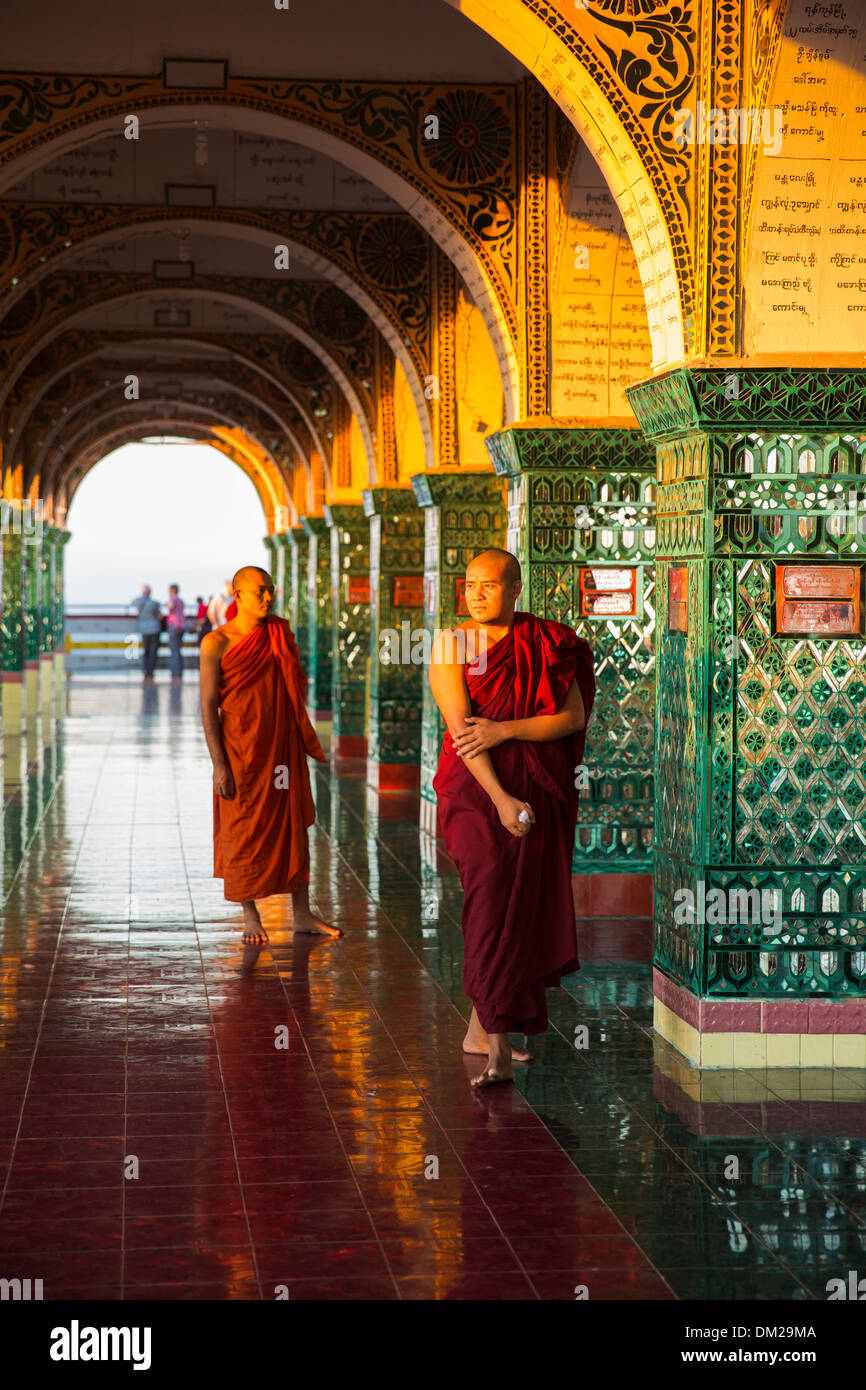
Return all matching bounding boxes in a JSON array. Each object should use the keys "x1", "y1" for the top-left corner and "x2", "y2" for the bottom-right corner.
[
  {"x1": 1, "y1": 214, "x2": 435, "y2": 466},
  {"x1": 443, "y1": 0, "x2": 688, "y2": 367},
  {"x1": 62, "y1": 420, "x2": 289, "y2": 532},
  {"x1": 1, "y1": 284, "x2": 384, "y2": 483},
  {"x1": 29, "y1": 373, "x2": 309, "y2": 502},
  {"x1": 8, "y1": 334, "x2": 328, "y2": 473},
  {"x1": 55, "y1": 401, "x2": 290, "y2": 532},
  {"x1": 0, "y1": 99, "x2": 521, "y2": 417},
  {"x1": 63, "y1": 421, "x2": 279, "y2": 533}
]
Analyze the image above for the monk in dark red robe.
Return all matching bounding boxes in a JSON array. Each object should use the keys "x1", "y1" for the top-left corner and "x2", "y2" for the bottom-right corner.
[
  {"x1": 200, "y1": 565, "x2": 339, "y2": 944},
  {"x1": 430, "y1": 549, "x2": 594, "y2": 1086}
]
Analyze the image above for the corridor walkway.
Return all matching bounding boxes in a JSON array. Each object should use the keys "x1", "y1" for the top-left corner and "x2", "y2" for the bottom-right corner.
[{"x1": 0, "y1": 680, "x2": 864, "y2": 1300}]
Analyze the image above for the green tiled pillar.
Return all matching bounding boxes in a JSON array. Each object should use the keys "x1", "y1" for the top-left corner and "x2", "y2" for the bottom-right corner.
[
  {"x1": 263, "y1": 534, "x2": 279, "y2": 611},
  {"x1": 1, "y1": 532, "x2": 24, "y2": 736},
  {"x1": 52, "y1": 530, "x2": 70, "y2": 706},
  {"x1": 326, "y1": 504, "x2": 370, "y2": 758},
  {"x1": 23, "y1": 528, "x2": 40, "y2": 720},
  {"x1": 39, "y1": 526, "x2": 55, "y2": 709},
  {"x1": 485, "y1": 424, "x2": 657, "y2": 916},
  {"x1": 300, "y1": 516, "x2": 332, "y2": 717},
  {"x1": 274, "y1": 532, "x2": 290, "y2": 622},
  {"x1": 285, "y1": 528, "x2": 309, "y2": 671},
  {"x1": 0, "y1": 530, "x2": 4, "y2": 739},
  {"x1": 364, "y1": 486, "x2": 425, "y2": 790},
  {"x1": 410, "y1": 470, "x2": 506, "y2": 833},
  {"x1": 628, "y1": 366, "x2": 866, "y2": 1067}
]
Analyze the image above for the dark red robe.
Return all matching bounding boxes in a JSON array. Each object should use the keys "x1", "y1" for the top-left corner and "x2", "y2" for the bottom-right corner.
[
  {"x1": 214, "y1": 615, "x2": 325, "y2": 902},
  {"x1": 433, "y1": 612, "x2": 595, "y2": 1035}
]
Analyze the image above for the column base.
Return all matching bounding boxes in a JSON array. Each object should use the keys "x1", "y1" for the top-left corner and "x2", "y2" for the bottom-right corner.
[
  {"x1": 364, "y1": 786, "x2": 420, "y2": 821},
  {"x1": 652, "y1": 1040, "x2": 866, "y2": 1112},
  {"x1": 654, "y1": 969, "x2": 866, "y2": 1067},
  {"x1": 2, "y1": 673, "x2": 23, "y2": 735},
  {"x1": 53, "y1": 651, "x2": 65, "y2": 711},
  {"x1": 311, "y1": 710, "x2": 332, "y2": 754},
  {"x1": 572, "y1": 873, "x2": 653, "y2": 918},
  {"x1": 39, "y1": 653, "x2": 53, "y2": 709},
  {"x1": 24, "y1": 663, "x2": 39, "y2": 717},
  {"x1": 332, "y1": 735, "x2": 367, "y2": 759},
  {"x1": 367, "y1": 761, "x2": 420, "y2": 792}
]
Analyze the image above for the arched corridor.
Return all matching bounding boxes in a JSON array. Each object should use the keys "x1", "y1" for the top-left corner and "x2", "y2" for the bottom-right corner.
[{"x1": 2, "y1": 0, "x2": 866, "y2": 1318}]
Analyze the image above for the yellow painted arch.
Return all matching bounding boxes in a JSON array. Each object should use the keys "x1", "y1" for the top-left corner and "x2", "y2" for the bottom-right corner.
[{"x1": 443, "y1": 0, "x2": 687, "y2": 368}]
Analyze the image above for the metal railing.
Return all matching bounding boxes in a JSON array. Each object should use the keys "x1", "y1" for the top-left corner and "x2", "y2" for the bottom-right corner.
[{"x1": 64, "y1": 606, "x2": 202, "y2": 672}]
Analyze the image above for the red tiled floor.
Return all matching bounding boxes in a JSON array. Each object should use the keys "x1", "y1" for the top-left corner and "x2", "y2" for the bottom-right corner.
[
  {"x1": 253, "y1": 1240, "x2": 391, "y2": 1281},
  {"x1": 0, "y1": 678, "x2": 668, "y2": 1302},
  {"x1": 397, "y1": 1272, "x2": 537, "y2": 1300},
  {"x1": 529, "y1": 1268, "x2": 676, "y2": 1300}
]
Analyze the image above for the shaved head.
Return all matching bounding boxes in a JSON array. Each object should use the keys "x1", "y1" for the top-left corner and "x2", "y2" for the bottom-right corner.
[
  {"x1": 232, "y1": 565, "x2": 273, "y2": 591},
  {"x1": 467, "y1": 549, "x2": 521, "y2": 584},
  {"x1": 228, "y1": 566, "x2": 276, "y2": 625},
  {"x1": 462, "y1": 548, "x2": 521, "y2": 627}
]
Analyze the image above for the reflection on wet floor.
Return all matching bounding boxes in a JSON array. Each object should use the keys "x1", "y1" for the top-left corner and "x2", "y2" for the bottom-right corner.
[{"x1": 0, "y1": 676, "x2": 864, "y2": 1299}]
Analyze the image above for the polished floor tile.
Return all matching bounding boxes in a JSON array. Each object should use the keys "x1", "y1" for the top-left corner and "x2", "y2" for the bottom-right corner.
[{"x1": 0, "y1": 677, "x2": 862, "y2": 1301}]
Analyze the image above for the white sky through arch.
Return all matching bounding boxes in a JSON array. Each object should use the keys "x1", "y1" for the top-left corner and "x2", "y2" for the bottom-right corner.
[{"x1": 65, "y1": 441, "x2": 270, "y2": 609}]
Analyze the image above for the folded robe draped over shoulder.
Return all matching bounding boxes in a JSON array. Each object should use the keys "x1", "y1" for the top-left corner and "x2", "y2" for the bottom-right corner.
[
  {"x1": 213, "y1": 615, "x2": 325, "y2": 902},
  {"x1": 433, "y1": 612, "x2": 595, "y2": 1036}
]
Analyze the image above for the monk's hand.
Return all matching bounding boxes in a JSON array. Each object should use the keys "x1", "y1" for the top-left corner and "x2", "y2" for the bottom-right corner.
[
  {"x1": 452, "y1": 717, "x2": 508, "y2": 759},
  {"x1": 213, "y1": 760, "x2": 236, "y2": 799},
  {"x1": 495, "y1": 795, "x2": 535, "y2": 838}
]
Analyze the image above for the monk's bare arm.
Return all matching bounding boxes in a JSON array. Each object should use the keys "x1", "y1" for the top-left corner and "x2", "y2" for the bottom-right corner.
[
  {"x1": 453, "y1": 679, "x2": 584, "y2": 759},
  {"x1": 503, "y1": 678, "x2": 585, "y2": 741},
  {"x1": 429, "y1": 635, "x2": 533, "y2": 837},
  {"x1": 428, "y1": 642, "x2": 503, "y2": 802},
  {"x1": 199, "y1": 632, "x2": 235, "y2": 799}
]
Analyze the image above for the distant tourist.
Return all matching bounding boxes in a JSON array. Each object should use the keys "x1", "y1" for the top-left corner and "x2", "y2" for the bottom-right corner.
[
  {"x1": 166, "y1": 584, "x2": 186, "y2": 681},
  {"x1": 195, "y1": 596, "x2": 211, "y2": 645},
  {"x1": 130, "y1": 584, "x2": 162, "y2": 682},
  {"x1": 207, "y1": 580, "x2": 234, "y2": 629}
]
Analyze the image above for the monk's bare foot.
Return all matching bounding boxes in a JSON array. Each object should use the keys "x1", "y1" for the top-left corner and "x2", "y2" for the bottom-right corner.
[
  {"x1": 462, "y1": 1010, "x2": 530, "y2": 1062},
  {"x1": 470, "y1": 1063, "x2": 514, "y2": 1088},
  {"x1": 462, "y1": 1035, "x2": 531, "y2": 1063},
  {"x1": 292, "y1": 909, "x2": 342, "y2": 938},
  {"x1": 241, "y1": 902, "x2": 268, "y2": 945},
  {"x1": 469, "y1": 1032, "x2": 513, "y2": 1087}
]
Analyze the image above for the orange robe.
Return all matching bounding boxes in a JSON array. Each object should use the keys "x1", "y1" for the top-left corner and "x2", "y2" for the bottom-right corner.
[{"x1": 213, "y1": 615, "x2": 325, "y2": 902}]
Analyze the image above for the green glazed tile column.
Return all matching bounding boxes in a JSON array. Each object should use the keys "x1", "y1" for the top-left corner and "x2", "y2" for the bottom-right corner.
[
  {"x1": 325, "y1": 504, "x2": 370, "y2": 758},
  {"x1": 285, "y1": 528, "x2": 309, "y2": 671},
  {"x1": 52, "y1": 529, "x2": 70, "y2": 702},
  {"x1": 276, "y1": 534, "x2": 288, "y2": 616},
  {"x1": 485, "y1": 424, "x2": 656, "y2": 906},
  {"x1": 22, "y1": 528, "x2": 40, "y2": 719},
  {"x1": 628, "y1": 367, "x2": 866, "y2": 1064},
  {"x1": 364, "y1": 486, "x2": 425, "y2": 790},
  {"x1": 0, "y1": 530, "x2": 3, "y2": 738},
  {"x1": 273, "y1": 532, "x2": 291, "y2": 622},
  {"x1": 1, "y1": 532, "x2": 24, "y2": 735},
  {"x1": 300, "y1": 516, "x2": 332, "y2": 716},
  {"x1": 39, "y1": 526, "x2": 55, "y2": 708},
  {"x1": 410, "y1": 470, "x2": 506, "y2": 833},
  {"x1": 263, "y1": 534, "x2": 280, "y2": 611}
]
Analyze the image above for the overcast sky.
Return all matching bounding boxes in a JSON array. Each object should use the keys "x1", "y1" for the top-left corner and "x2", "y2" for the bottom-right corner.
[{"x1": 65, "y1": 441, "x2": 270, "y2": 608}]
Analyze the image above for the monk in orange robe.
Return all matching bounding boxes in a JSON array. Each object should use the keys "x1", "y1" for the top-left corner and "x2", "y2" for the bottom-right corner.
[
  {"x1": 430, "y1": 549, "x2": 595, "y2": 1086},
  {"x1": 200, "y1": 565, "x2": 339, "y2": 944}
]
